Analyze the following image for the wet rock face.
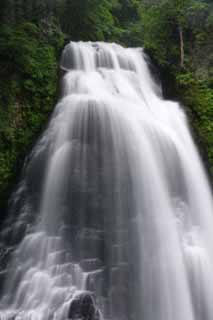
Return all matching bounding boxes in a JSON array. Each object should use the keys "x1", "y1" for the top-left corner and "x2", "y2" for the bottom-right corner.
[
  {"x1": 68, "y1": 292, "x2": 100, "y2": 320},
  {"x1": 61, "y1": 105, "x2": 138, "y2": 320}
]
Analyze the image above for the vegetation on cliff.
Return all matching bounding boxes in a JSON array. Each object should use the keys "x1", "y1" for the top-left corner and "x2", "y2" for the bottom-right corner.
[
  {"x1": 0, "y1": 17, "x2": 64, "y2": 215},
  {"x1": 137, "y1": 0, "x2": 213, "y2": 179},
  {"x1": 0, "y1": 0, "x2": 212, "y2": 217}
]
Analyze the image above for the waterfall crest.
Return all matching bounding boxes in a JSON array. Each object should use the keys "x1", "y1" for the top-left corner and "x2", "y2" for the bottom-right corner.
[{"x1": 0, "y1": 42, "x2": 213, "y2": 320}]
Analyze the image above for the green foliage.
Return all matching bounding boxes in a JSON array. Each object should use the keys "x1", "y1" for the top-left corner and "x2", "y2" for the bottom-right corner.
[
  {"x1": 60, "y1": 0, "x2": 118, "y2": 41},
  {"x1": 134, "y1": 0, "x2": 213, "y2": 182},
  {"x1": 176, "y1": 73, "x2": 213, "y2": 176},
  {"x1": 138, "y1": 0, "x2": 209, "y2": 66},
  {"x1": 111, "y1": 0, "x2": 142, "y2": 46},
  {"x1": 0, "y1": 20, "x2": 64, "y2": 213}
]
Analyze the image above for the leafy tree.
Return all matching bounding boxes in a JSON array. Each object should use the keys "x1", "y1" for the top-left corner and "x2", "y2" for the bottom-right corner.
[
  {"x1": 140, "y1": 0, "x2": 209, "y2": 67},
  {"x1": 137, "y1": 0, "x2": 213, "y2": 179},
  {"x1": 112, "y1": 0, "x2": 142, "y2": 46},
  {"x1": 61, "y1": 0, "x2": 117, "y2": 41}
]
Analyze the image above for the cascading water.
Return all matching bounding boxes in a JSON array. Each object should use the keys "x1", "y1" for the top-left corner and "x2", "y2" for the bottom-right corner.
[{"x1": 0, "y1": 42, "x2": 213, "y2": 320}]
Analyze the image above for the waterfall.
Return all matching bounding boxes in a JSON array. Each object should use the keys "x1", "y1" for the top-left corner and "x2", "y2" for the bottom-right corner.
[{"x1": 0, "y1": 42, "x2": 213, "y2": 320}]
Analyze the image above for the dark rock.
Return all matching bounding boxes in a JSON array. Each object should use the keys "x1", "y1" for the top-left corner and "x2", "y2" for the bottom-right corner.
[
  {"x1": 110, "y1": 229, "x2": 129, "y2": 244},
  {"x1": 110, "y1": 244, "x2": 129, "y2": 265},
  {"x1": 110, "y1": 263, "x2": 130, "y2": 287},
  {"x1": 75, "y1": 228, "x2": 105, "y2": 260},
  {"x1": 86, "y1": 269, "x2": 106, "y2": 297},
  {"x1": 68, "y1": 291, "x2": 100, "y2": 320},
  {"x1": 80, "y1": 258, "x2": 103, "y2": 272},
  {"x1": 108, "y1": 264, "x2": 134, "y2": 320},
  {"x1": 0, "y1": 270, "x2": 7, "y2": 294},
  {"x1": 109, "y1": 286, "x2": 130, "y2": 320}
]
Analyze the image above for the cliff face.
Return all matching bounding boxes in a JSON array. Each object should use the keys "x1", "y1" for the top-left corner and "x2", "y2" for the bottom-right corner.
[
  {"x1": 159, "y1": 62, "x2": 213, "y2": 186},
  {"x1": 0, "y1": 20, "x2": 64, "y2": 221},
  {"x1": 138, "y1": 0, "x2": 213, "y2": 185}
]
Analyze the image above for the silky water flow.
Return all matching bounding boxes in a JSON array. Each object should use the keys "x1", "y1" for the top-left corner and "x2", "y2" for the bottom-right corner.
[{"x1": 0, "y1": 42, "x2": 213, "y2": 320}]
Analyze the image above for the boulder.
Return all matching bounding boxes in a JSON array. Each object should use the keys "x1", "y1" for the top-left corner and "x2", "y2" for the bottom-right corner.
[{"x1": 68, "y1": 292, "x2": 100, "y2": 320}]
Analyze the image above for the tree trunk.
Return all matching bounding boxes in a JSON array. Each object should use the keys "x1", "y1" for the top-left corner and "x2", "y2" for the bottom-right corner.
[{"x1": 179, "y1": 25, "x2": 184, "y2": 68}]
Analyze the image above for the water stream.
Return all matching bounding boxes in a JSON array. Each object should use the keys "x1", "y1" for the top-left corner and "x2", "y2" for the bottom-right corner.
[{"x1": 0, "y1": 42, "x2": 212, "y2": 320}]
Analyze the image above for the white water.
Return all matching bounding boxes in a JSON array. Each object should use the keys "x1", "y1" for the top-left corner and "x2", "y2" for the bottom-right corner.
[{"x1": 0, "y1": 42, "x2": 213, "y2": 320}]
